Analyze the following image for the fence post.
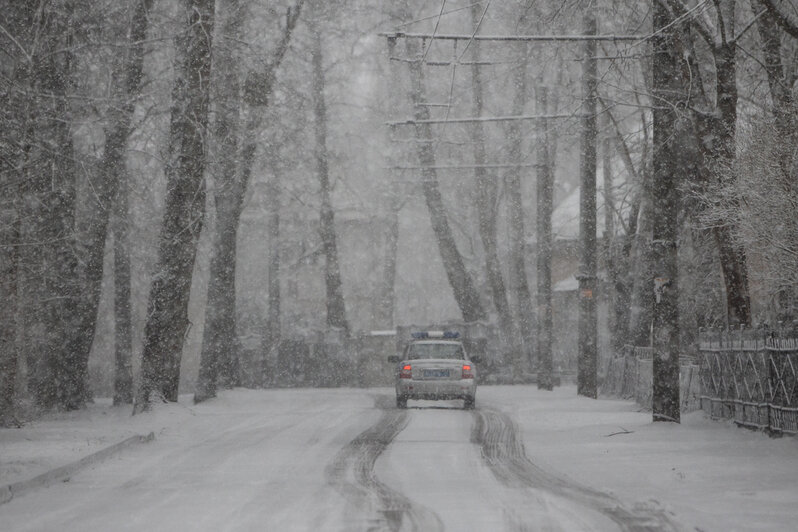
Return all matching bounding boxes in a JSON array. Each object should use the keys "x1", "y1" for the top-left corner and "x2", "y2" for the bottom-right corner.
[{"x1": 739, "y1": 323, "x2": 744, "y2": 351}]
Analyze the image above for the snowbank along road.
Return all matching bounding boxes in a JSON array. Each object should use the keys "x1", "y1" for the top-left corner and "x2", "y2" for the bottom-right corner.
[{"x1": 0, "y1": 388, "x2": 683, "y2": 531}]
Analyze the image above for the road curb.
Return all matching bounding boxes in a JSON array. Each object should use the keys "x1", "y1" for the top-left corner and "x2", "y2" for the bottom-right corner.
[{"x1": 0, "y1": 432, "x2": 155, "y2": 506}]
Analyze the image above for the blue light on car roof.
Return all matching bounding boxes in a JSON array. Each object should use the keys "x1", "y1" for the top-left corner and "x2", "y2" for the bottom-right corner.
[{"x1": 411, "y1": 331, "x2": 460, "y2": 339}]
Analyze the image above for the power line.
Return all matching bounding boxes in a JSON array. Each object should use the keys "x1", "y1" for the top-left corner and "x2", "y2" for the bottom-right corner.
[
  {"x1": 389, "y1": 56, "x2": 512, "y2": 66},
  {"x1": 388, "y1": 164, "x2": 535, "y2": 170},
  {"x1": 386, "y1": 113, "x2": 580, "y2": 126},
  {"x1": 380, "y1": 32, "x2": 646, "y2": 42}
]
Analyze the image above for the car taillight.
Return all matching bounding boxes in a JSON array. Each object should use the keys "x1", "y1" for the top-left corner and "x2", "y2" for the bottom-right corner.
[
  {"x1": 400, "y1": 364, "x2": 412, "y2": 379},
  {"x1": 462, "y1": 364, "x2": 474, "y2": 379}
]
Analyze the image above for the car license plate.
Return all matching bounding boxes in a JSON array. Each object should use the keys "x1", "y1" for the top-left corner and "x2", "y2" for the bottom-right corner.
[{"x1": 423, "y1": 369, "x2": 449, "y2": 379}]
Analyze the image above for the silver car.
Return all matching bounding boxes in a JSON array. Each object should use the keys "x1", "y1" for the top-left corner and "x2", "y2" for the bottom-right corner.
[{"x1": 388, "y1": 332, "x2": 478, "y2": 409}]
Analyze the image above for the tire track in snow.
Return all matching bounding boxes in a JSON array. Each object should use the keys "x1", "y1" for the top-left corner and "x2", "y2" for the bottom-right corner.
[
  {"x1": 325, "y1": 394, "x2": 444, "y2": 532},
  {"x1": 473, "y1": 408, "x2": 680, "y2": 532}
]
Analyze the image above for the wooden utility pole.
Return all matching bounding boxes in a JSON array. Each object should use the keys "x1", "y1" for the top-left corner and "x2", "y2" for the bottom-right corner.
[
  {"x1": 577, "y1": 8, "x2": 598, "y2": 399},
  {"x1": 651, "y1": 0, "x2": 681, "y2": 422},
  {"x1": 378, "y1": 36, "x2": 404, "y2": 330},
  {"x1": 536, "y1": 86, "x2": 554, "y2": 391}
]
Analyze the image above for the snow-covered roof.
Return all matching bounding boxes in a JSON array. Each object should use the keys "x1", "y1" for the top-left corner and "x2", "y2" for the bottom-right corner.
[
  {"x1": 529, "y1": 165, "x2": 632, "y2": 244},
  {"x1": 553, "y1": 276, "x2": 579, "y2": 292}
]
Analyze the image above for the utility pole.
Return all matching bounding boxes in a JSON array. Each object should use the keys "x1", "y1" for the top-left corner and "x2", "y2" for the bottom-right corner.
[
  {"x1": 536, "y1": 86, "x2": 553, "y2": 391},
  {"x1": 651, "y1": 0, "x2": 681, "y2": 423},
  {"x1": 577, "y1": 8, "x2": 598, "y2": 398}
]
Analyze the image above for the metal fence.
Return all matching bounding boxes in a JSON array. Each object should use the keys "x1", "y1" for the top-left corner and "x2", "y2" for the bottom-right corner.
[
  {"x1": 699, "y1": 328, "x2": 798, "y2": 435},
  {"x1": 601, "y1": 345, "x2": 701, "y2": 412}
]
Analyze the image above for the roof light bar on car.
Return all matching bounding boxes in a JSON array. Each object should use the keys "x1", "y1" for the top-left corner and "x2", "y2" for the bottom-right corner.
[{"x1": 411, "y1": 331, "x2": 460, "y2": 339}]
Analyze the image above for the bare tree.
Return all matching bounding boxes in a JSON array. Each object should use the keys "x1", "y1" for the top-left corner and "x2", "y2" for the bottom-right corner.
[
  {"x1": 106, "y1": 0, "x2": 154, "y2": 406},
  {"x1": 753, "y1": 0, "x2": 798, "y2": 148},
  {"x1": 0, "y1": 1, "x2": 29, "y2": 424},
  {"x1": 194, "y1": 0, "x2": 248, "y2": 401},
  {"x1": 535, "y1": 87, "x2": 555, "y2": 390},
  {"x1": 467, "y1": 4, "x2": 517, "y2": 361},
  {"x1": 112, "y1": 177, "x2": 134, "y2": 406},
  {"x1": 0, "y1": 197, "x2": 20, "y2": 426},
  {"x1": 399, "y1": 36, "x2": 487, "y2": 324},
  {"x1": 261, "y1": 167, "x2": 283, "y2": 383},
  {"x1": 664, "y1": 0, "x2": 753, "y2": 326},
  {"x1": 11, "y1": 1, "x2": 85, "y2": 411},
  {"x1": 505, "y1": 48, "x2": 536, "y2": 375},
  {"x1": 310, "y1": 8, "x2": 350, "y2": 334},
  {"x1": 135, "y1": 0, "x2": 216, "y2": 412}
]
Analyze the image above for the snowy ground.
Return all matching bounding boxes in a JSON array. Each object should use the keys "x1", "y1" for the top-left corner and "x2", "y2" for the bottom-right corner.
[{"x1": 1, "y1": 385, "x2": 797, "y2": 531}]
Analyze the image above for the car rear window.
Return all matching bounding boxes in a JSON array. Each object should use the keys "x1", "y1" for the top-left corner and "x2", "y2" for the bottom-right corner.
[{"x1": 406, "y1": 343, "x2": 464, "y2": 360}]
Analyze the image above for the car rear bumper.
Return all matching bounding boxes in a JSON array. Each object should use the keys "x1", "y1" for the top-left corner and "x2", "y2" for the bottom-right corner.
[{"x1": 396, "y1": 379, "x2": 476, "y2": 400}]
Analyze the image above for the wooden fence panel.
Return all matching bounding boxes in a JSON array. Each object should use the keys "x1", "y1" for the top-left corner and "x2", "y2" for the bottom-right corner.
[
  {"x1": 699, "y1": 329, "x2": 798, "y2": 435},
  {"x1": 601, "y1": 346, "x2": 700, "y2": 412}
]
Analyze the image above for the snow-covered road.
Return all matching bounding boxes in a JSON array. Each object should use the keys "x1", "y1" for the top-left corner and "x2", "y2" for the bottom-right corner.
[
  {"x1": 374, "y1": 404, "x2": 675, "y2": 531},
  {"x1": 2, "y1": 386, "x2": 798, "y2": 531},
  {"x1": 1, "y1": 389, "x2": 382, "y2": 531}
]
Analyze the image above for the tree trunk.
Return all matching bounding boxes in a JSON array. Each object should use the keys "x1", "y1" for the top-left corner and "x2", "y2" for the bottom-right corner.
[
  {"x1": 536, "y1": 87, "x2": 554, "y2": 391},
  {"x1": 603, "y1": 130, "x2": 617, "y2": 346},
  {"x1": 135, "y1": 0, "x2": 215, "y2": 411},
  {"x1": 753, "y1": 0, "x2": 797, "y2": 150},
  {"x1": 577, "y1": 9, "x2": 598, "y2": 399},
  {"x1": 651, "y1": 0, "x2": 682, "y2": 423},
  {"x1": 377, "y1": 206, "x2": 400, "y2": 328},
  {"x1": 195, "y1": 0, "x2": 246, "y2": 402},
  {"x1": 601, "y1": 104, "x2": 642, "y2": 349},
  {"x1": 752, "y1": 0, "x2": 798, "y2": 309},
  {"x1": 713, "y1": 223, "x2": 751, "y2": 327},
  {"x1": 612, "y1": 197, "x2": 638, "y2": 352},
  {"x1": 206, "y1": 137, "x2": 255, "y2": 389},
  {"x1": 706, "y1": 36, "x2": 751, "y2": 327},
  {"x1": 0, "y1": 199, "x2": 20, "y2": 426},
  {"x1": 261, "y1": 170, "x2": 282, "y2": 387},
  {"x1": 198, "y1": 203, "x2": 243, "y2": 396},
  {"x1": 404, "y1": 39, "x2": 487, "y2": 324},
  {"x1": 0, "y1": 3, "x2": 31, "y2": 424},
  {"x1": 311, "y1": 27, "x2": 349, "y2": 334},
  {"x1": 628, "y1": 195, "x2": 654, "y2": 346},
  {"x1": 230, "y1": 2, "x2": 302, "y2": 389},
  {"x1": 602, "y1": 127, "x2": 633, "y2": 354},
  {"x1": 468, "y1": 3, "x2": 517, "y2": 361},
  {"x1": 506, "y1": 47, "x2": 536, "y2": 374},
  {"x1": 112, "y1": 179, "x2": 134, "y2": 405},
  {"x1": 90, "y1": 0, "x2": 152, "y2": 407},
  {"x1": 670, "y1": 0, "x2": 751, "y2": 327},
  {"x1": 20, "y1": 4, "x2": 82, "y2": 410}
]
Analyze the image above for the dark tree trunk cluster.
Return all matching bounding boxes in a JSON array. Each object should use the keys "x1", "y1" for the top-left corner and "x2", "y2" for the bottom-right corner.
[
  {"x1": 196, "y1": 0, "x2": 303, "y2": 401},
  {"x1": 136, "y1": 0, "x2": 216, "y2": 411}
]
